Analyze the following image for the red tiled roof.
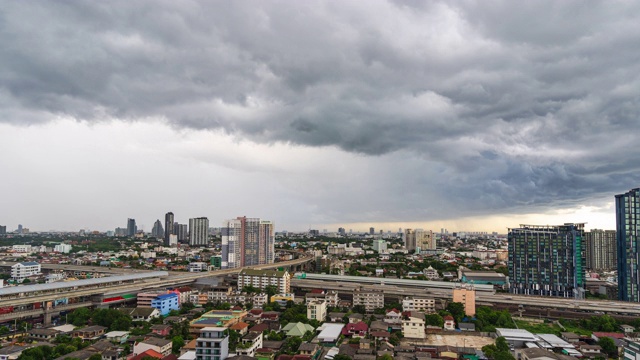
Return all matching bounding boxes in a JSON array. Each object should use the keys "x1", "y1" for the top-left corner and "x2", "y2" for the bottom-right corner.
[
  {"x1": 230, "y1": 322, "x2": 249, "y2": 330},
  {"x1": 129, "y1": 349, "x2": 163, "y2": 360}
]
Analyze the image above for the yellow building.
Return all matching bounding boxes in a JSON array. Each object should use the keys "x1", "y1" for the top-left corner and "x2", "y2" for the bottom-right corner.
[{"x1": 452, "y1": 285, "x2": 476, "y2": 317}]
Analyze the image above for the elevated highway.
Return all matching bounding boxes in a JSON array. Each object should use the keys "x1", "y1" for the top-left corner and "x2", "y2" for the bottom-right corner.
[
  {"x1": 0, "y1": 254, "x2": 312, "y2": 324},
  {"x1": 292, "y1": 276, "x2": 640, "y2": 318}
]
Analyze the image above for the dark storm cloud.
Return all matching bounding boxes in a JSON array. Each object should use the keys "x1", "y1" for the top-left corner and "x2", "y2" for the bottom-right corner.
[{"x1": 1, "y1": 0, "x2": 639, "y2": 219}]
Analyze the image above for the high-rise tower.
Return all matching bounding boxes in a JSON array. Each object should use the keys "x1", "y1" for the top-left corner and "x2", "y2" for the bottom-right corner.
[
  {"x1": 151, "y1": 219, "x2": 164, "y2": 239},
  {"x1": 127, "y1": 218, "x2": 137, "y2": 237},
  {"x1": 616, "y1": 188, "x2": 640, "y2": 302},
  {"x1": 189, "y1": 217, "x2": 209, "y2": 246},
  {"x1": 221, "y1": 216, "x2": 274, "y2": 269},
  {"x1": 585, "y1": 229, "x2": 616, "y2": 271},
  {"x1": 508, "y1": 223, "x2": 585, "y2": 298},
  {"x1": 164, "y1": 212, "x2": 174, "y2": 246}
]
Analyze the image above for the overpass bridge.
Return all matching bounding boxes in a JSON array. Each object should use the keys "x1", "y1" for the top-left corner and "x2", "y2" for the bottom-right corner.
[
  {"x1": 291, "y1": 275, "x2": 640, "y2": 319},
  {"x1": 0, "y1": 254, "x2": 312, "y2": 324}
]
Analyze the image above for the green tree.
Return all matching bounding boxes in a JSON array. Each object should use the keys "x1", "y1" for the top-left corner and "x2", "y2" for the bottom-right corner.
[
  {"x1": 424, "y1": 314, "x2": 444, "y2": 327},
  {"x1": 172, "y1": 335, "x2": 185, "y2": 354},
  {"x1": 264, "y1": 285, "x2": 278, "y2": 302},
  {"x1": 598, "y1": 337, "x2": 617, "y2": 358},
  {"x1": 379, "y1": 355, "x2": 394, "y2": 360},
  {"x1": 88, "y1": 354, "x2": 103, "y2": 360},
  {"x1": 68, "y1": 307, "x2": 92, "y2": 327},
  {"x1": 496, "y1": 337, "x2": 510, "y2": 352},
  {"x1": 446, "y1": 302, "x2": 465, "y2": 323}
]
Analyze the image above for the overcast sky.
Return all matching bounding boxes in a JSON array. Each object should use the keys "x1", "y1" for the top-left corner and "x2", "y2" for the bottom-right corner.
[{"x1": 1, "y1": 1, "x2": 639, "y2": 233}]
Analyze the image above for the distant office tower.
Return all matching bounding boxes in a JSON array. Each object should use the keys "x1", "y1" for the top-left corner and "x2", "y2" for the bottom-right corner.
[
  {"x1": 585, "y1": 229, "x2": 616, "y2": 271},
  {"x1": 151, "y1": 220, "x2": 164, "y2": 239},
  {"x1": 221, "y1": 216, "x2": 274, "y2": 269},
  {"x1": 126, "y1": 218, "x2": 137, "y2": 237},
  {"x1": 404, "y1": 229, "x2": 417, "y2": 251},
  {"x1": 164, "y1": 212, "x2": 174, "y2": 246},
  {"x1": 17, "y1": 224, "x2": 23, "y2": 234},
  {"x1": 369, "y1": 227, "x2": 375, "y2": 235},
  {"x1": 0, "y1": 225, "x2": 6, "y2": 236},
  {"x1": 115, "y1": 227, "x2": 127, "y2": 237},
  {"x1": 416, "y1": 229, "x2": 435, "y2": 252},
  {"x1": 175, "y1": 224, "x2": 188, "y2": 242},
  {"x1": 338, "y1": 227, "x2": 346, "y2": 235},
  {"x1": 616, "y1": 188, "x2": 640, "y2": 302},
  {"x1": 508, "y1": 223, "x2": 586, "y2": 298},
  {"x1": 189, "y1": 217, "x2": 209, "y2": 246}
]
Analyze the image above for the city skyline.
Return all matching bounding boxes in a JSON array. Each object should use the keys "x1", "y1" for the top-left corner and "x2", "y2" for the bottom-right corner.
[{"x1": 1, "y1": 2, "x2": 639, "y2": 233}]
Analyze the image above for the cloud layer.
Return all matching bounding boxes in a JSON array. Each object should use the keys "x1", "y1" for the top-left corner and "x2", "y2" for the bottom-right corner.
[{"x1": 1, "y1": 1, "x2": 639, "y2": 229}]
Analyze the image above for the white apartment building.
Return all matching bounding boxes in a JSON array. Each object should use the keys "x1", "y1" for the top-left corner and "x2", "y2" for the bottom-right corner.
[
  {"x1": 238, "y1": 269, "x2": 290, "y2": 294},
  {"x1": 11, "y1": 261, "x2": 41, "y2": 282},
  {"x1": 196, "y1": 327, "x2": 229, "y2": 360},
  {"x1": 305, "y1": 291, "x2": 339, "y2": 307},
  {"x1": 188, "y1": 262, "x2": 209, "y2": 272},
  {"x1": 352, "y1": 288, "x2": 384, "y2": 312},
  {"x1": 54, "y1": 244, "x2": 72, "y2": 253},
  {"x1": 307, "y1": 300, "x2": 327, "y2": 322},
  {"x1": 402, "y1": 311, "x2": 426, "y2": 339},
  {"x1": 236, "y1": 332, "x2": 263, "y2": 358},
  {"x1": 11, "y1": 245, "x2": 32, "y2": 253},
  {"x1": 402, "y1": 297, "x2": 436, "y2": 314}
]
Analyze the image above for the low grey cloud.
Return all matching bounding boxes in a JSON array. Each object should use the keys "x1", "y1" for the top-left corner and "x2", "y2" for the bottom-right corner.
[{"x1": 1, "y1": 0, "x2": 639, "y2": 224}]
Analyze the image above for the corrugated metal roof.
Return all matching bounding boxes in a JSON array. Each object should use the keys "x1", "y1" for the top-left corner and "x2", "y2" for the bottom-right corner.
[{"x1": 0, "y1": 271, "x2": 168, "y2": 296}]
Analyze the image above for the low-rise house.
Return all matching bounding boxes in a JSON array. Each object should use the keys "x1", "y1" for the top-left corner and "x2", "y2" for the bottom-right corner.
[
  {"x1": 73, "y1": 325, "x2": 107, "y2": 341},
  {"x1": 151, "y1": 324, "x2": 172, "y2": 337},
  {"x1": 236, "y1": 332, "x2": 263, "y2": 357},
  {"x1": 134, "y1": 337, "x2": 173, "y2": 357},
  {"x1": 384, "y1": 309, "x2": 402, "y2": 325},
  {"x1": 282, "y1": 322, "x2": 315, "y2": 337},
  {"x1": 348, "y1": 314, "x2": 364, "y2": 323},
  {"x1": 298, "y1": 343, "x2": 321, "y2": 358},
  {"x1": 443, "y1": 315, "x2": 455, "y2": 331},
  {"x1": 28, "y1": 328, "x2": 60, "y2": 341},
  {"x1": 329, "y1": 312, "x2": 346, "y2": 322},
  {"x1": 341, "y1": 322, "x2": 368, "y2": 338},
  {"x1": 578, "y1": 344, "x2": 602, "y2": 358},
  {"x1": 230, "y1": 322, "x2": 250, "y2": 335},
  {"x1": 121, "y1": 307, "x2": 161, "y2": 321},
  {"x1": 561, "y1": 332, "x2": 581, "y2": 344},
  {"x1": 459, "y1": 323, "x2": 475, "y2": 332},
  {"x1": 0, "y1": 345, "x2": 30, "y2": 360},
  {"x1": 402, "y1": 312, "x2": 426, "y2": 339},
  {"x1": 105, "y1": 331, "x2": 130, "y2": 343}
]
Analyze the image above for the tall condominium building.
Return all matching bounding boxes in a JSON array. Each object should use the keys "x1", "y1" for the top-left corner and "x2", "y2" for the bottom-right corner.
[
  {"x1": 508, "y1": 223, "x2": 586, "y2": 298},
  {"x1": 176, "y1": 223, "x2": 188, "y2": 242},
  {"x1": 616, "y1": 188, "x2": 640, "y2": 302},
  {"x1": 151, "y1": 219, "x2": 164, "y2": 239},
  {"x1": 404, "y1": 229, "x2": 435, "y2": 252},
  {"x1": 585, "y1": 229, "x2": 617, "y2": 271},
  {"x1": 0, "y1": 225, "x2": 6, "y2": 235},
  {"x1": 221, "y1": 216, "x2": 274, "y2": 268},
  {"x1": 189, "y1": 217, "x2": 209, "y2": 247},
  {"x1": 127, "y1": 218, "x2": 137, "y2": 237},
  {"x1": 164, "y1": 212, "x2": 174, "y2": 246},
  {"x1": 369, "y1": 227, "x2": 375, "y2": 235}
]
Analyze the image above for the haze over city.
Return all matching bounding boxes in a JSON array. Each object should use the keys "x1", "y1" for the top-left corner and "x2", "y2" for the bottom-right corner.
[{"x1": 2, "y1": 1, "x2": 639, "y2": 232}]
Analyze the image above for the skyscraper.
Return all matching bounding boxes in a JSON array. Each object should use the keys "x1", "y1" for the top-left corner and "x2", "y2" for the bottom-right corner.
[
  {"x1": 127, "y1": 218, "x2": 137, "y2": 237},
  {"x1": 616, "y1": 188, "x2": 640, "y2": 302},
  {"x1": 176, "y1": 223, "x2": 188, "y2": 242},
  {"x1": 369, "y1": 227, "x2": 375, "y2": 235},
  {"x1": 221, "y1": 216, "x2": 274, "y2": 269},
  {"x1": 508, "y1": 223, "x2": 585, "y2": 298},
  {"x1": 0, "y1": 225, "x2": 6, "y2": 236},
  {"x1": 164, "y1": 212, "x2": 174, "y2": 246},
  {"x1": 404, "y1": 229, "x2": 417, "y2": 251},
  {"x1": 151, "y1": 220, "x2": 164, "y2": 239},
  {"x1": 585, "y1": 229, "x2": 616, "y2": 271},
  {"x1": 189, "y1": 217, "x2": 209, "y2": 246}
]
